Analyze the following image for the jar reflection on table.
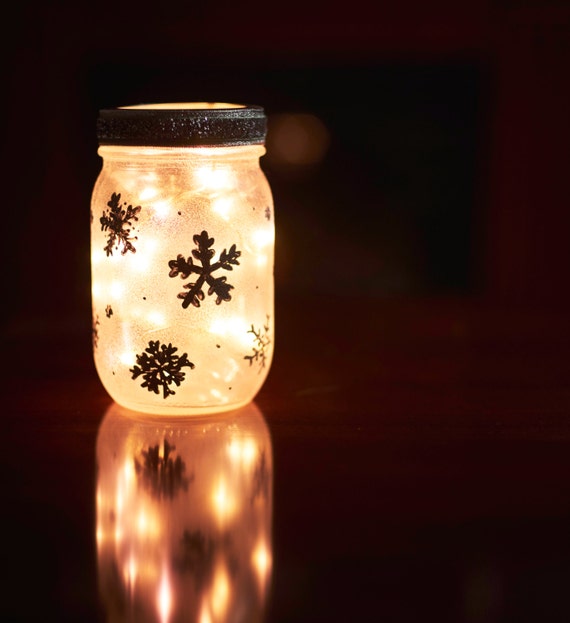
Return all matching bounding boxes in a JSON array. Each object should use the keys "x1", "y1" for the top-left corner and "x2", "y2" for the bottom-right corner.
[{"x1": 96, "y1": 401, "x2": 273, "y2": 623}]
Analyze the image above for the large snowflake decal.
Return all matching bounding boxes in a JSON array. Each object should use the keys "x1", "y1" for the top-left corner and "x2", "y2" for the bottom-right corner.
[
  {"x1": 168, "y1": 230, "x2": 241, "y2": 309},
  {"x1": 135, "y1": 438, "x2": 193, "y2": 500},
  {"x1": 100, "y1": 192, "x2": 141, "y2": 256},
  {"x1": 244, "y1": 316, "x2": 271, "y2": 371},
  {"x1": 130, "y1": 340, "x2": 195, "y2": 399}
]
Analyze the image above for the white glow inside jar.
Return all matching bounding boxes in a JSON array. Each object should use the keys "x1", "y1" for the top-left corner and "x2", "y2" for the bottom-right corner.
[{"x1": 91, "y1": 103, "x2": 275, "y2": 415}]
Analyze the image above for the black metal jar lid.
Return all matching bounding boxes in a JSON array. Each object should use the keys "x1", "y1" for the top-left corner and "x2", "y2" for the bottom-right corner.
[{"x1": 97, "y1": 102, "x2": 267, "y2": 147}]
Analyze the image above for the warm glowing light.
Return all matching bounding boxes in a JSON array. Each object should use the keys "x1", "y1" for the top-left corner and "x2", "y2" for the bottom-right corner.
[
  {"x1": 146, "y1": 310, "x2": 166, "y2": 326},
  {"x1": 109, "y1": 279, "x2": 125, "y2": 300},
  {"x1": 91, "y1": 248, "x2": 106, "y2": 266},
  {"x1": 227, "y1": 438, "x2": 257, "y2": 466},
  {"x1": 91, "y1": 104, "x2": 274, "y2": 415},
  {"x1": 140, "y1": 185, "x2": 159, "y2": 201},
  {"x1": 209, "y1": 316, "x2": 251, "y2": 347},
  {"x1": 123, "y1": 555, "x2": 138, "y2": 586},
  {"x1": 252, "y1": 540, "x2": 272, "y2": 576},
  {"x1": 157, "y1": 567, "x2": 173, "y2": 623},
  {"x1": 195, "y1": 165, "x2": 233, "y2": 190},
  {"x1": 212, "y1": 196, "x2": 234, "y2": 220},
  {"x1": 131, "y1": 236, "x2": 159, "y2": 272},
  {"x1": 252, "y1": 539, "x2": 272, "y2": 595},
  {"x1": 212, "y1": 479, "x2": 236, "y2": 521},
  {"x1": 211, "y1": 565, "x2": 231, "y2": 618},
  {"x1": 96, "y1": 401, "x2": 273, "y2": 623},
  {"x1": 119, "y1": 351, "x2": 137, "y2": 367},
  {"x1": 223, "y1": 358, "x2": 240, "y2": 383},
  {"x1": 251, "y1": 228, "x2": 274, "y2": 249},
  {"x1": 199, "y1": 606, "x2": 213, "y2": 623}
]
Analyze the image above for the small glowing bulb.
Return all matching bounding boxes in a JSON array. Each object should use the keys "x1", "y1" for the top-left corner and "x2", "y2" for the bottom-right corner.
[
  {"x1": 212, "y1": 196, "x2": 234, "y2": 220},
  {"x1": 196, "y1": 165, "x2": 232, "y2": 190},
  {"x1": 152, "y1": 200, "x2": 171, "y2": 219}
]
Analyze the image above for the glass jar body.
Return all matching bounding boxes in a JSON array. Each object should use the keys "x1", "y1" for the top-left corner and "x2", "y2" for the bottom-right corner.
[{"x1": 91, "y1": 145, "x2": 274, "y2": 415}]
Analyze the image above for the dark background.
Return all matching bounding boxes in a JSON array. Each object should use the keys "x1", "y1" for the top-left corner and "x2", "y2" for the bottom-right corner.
[
  {"x1": 2, "y1": 0, "x2": 569, "y2": 334},
  {"x1": 2, "y1": 2, "x2": 570, "y2": 622}
]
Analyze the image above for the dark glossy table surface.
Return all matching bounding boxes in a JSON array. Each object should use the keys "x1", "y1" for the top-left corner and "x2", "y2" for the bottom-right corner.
[{"x1": 3, "y1": 293, "x2": 570, "y2": 623}]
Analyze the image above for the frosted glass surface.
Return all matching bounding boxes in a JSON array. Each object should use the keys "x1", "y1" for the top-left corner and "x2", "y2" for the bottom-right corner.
[{"x1": 91, "y1": 146, "x2": 274, "y2": 415}]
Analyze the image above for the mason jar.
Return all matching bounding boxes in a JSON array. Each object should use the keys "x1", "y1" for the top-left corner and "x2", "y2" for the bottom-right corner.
[{"x1": 91, "y1": 103, "x2": 274, "y2": 415}]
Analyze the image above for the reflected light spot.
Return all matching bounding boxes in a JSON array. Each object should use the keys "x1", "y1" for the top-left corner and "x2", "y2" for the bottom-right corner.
[
  {"x1": 252, "y1": 540, "x2": 272, "y2": 592},
  {"x1": 137, "y1": 508, "x2": 161, "y2": 538},
  {"x1": 157, "y1": 567, "x2": 173, "y2": 623},
  {"x1": 211, "y1": 565, "x2": 230, "y2": 618},
  {"x1": 199, "y1": 602, "x2": 213, "y2": 623},
  {"x1": 227, "y1": 438, "x2": 257, "y2": 466},
  {"x1": 212, "y1": 479, "x2": 236, "y2": 521},
  {"x1": 123, "y1": 555, "x2": 138, "y2": 587}
]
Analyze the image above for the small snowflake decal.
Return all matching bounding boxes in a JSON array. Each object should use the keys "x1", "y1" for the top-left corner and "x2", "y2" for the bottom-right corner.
[
  {"x1": 92, "y1": 315, "x2": 100, "y2": 349},
  {"x1": 105, "y1": 305, "x2": 113, "y2": 318},
  {"x1": 135, "y1": 438, "x2": 193, "y2": 500},
  {"x1": 130, "y1": 340, "x2": 195, "y2": 399},
  {"x1": 168, "y1": 230, "x2": 241, "y2": 309},
  {"x1": 100, "y1": 192, "x2": 141, "y2": 256},
  {"x1": 244, "y1": 316, "x2": 271, "y2": 371},
  {"x1": 265, "y1": 206, "x2": 271, "y2": 220}
]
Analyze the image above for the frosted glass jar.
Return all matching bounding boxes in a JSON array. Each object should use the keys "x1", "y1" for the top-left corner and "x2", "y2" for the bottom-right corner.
[{"x1": 91, "y1": 103, "x2": 274, "y2": 415}]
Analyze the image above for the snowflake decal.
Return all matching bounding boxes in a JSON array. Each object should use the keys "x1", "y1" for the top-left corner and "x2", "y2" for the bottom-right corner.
[
  {"x1": 100, "y1": 192, "x2": 141, "y2": 256},
  {"x1": 135, "y1": 438, "x2": 193, "y2": 500},
  {"x1": 265, "y1": 206, "x2": 271, "y2": 220},
  {"x1": 173, "y1": 529, "x2": 216, "y2": 589},
  {"x1": 105, "y1": 305, "x2": 113, "y2": 318},
  {"x1": 130, "y1": 340, "x2": 195, "y2": 399},
  {"x1": 92, "y1": 315, "x2": 100, "y2": 349},
  {"x1": 168, "y1": 230, "x2": 241, "y2": 309},
  {"x1": 244, "y1": 316, "x2": 271, "y2": 371}
]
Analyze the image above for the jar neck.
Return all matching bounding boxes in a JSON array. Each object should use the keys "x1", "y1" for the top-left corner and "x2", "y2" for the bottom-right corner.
[{"x1": 98, "y1": 144, "x2": 266, "y2": 162}]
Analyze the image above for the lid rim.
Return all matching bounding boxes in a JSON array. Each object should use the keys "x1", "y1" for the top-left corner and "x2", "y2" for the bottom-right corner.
[{"x1": 97, "y1": 103, "x2": 267, "y2": 147}]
